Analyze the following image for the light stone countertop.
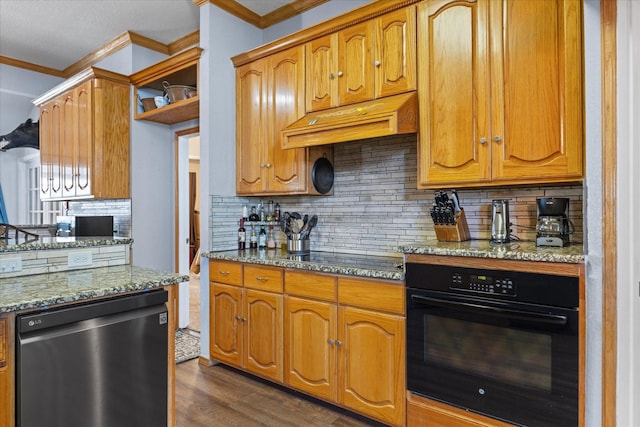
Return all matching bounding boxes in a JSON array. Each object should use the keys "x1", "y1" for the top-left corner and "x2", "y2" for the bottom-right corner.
[
  {"x1": 0, "y1": 236, "x2": 133, "y2": 253},
  {"x1": 204, "y1": 240, "x2": 583, "y2": 282},
  {"x1": 0, "y1": 264, "x2": 189, "y2": 313},
  {"x1": 398, "y1": 239, "x2": 585, "y2": 263},
  {"x1": 203, "y1": 249, "x2": 405, "y2": 281}
]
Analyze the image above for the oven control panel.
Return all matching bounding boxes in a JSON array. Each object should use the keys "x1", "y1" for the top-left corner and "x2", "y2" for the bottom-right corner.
[{"x1": 450, "y1": 272, "x2": 516, "y2": 296}]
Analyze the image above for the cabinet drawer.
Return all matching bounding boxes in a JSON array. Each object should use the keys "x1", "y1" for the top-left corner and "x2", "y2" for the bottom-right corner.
[
  {"x1": 338, "y1": 277, "x2": 405, "y2": 315},
  {"x1": 244, "y1": 265, "x2": 283, "y2": 292},
  {"x1": 285, "y1": 270, "x2": 337, "y2": 302},
  {"x1": 209, "y1": 260, "x2": 243, "y2": 286}
]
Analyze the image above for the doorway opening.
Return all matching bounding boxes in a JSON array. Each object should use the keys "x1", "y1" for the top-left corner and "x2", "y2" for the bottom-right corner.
[{"x1": 175, "y1": 127, "x2": 201, "y2": 334}]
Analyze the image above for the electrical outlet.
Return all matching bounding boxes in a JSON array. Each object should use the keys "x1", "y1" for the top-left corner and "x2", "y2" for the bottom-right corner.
[
  {"x1": 68, "y1": 251, "x2": 93, "y2": 268},
  {"x1": 0, "y1": 257, "x2": 22, "y2": 273}
]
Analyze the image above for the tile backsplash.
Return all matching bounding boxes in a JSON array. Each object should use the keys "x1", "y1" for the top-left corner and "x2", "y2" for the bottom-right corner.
[{"x1": 210, "y1": 135, "x2": 583, "y2": 256}]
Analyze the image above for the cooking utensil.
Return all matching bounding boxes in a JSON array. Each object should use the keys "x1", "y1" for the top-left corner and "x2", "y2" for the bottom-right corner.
[
  {"x1": 311, "y1": 156, "x2": 334, "y2": 194},
  {"x1": 451, "y1": 189, "x2": 461, "y2": 212},
  {"x1": 302, "y1": 215, "x2": 318, "y2": 239}
]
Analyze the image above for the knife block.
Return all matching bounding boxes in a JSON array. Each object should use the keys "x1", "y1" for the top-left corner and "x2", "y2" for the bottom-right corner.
[{"x1": 433, "y1": 209, "x2": 471, "y2": 242}]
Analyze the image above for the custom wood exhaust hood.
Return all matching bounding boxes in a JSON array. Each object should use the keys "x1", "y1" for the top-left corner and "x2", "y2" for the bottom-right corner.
[{"x1": 281, "y1": 92, "x2": 418, "y2": 149}]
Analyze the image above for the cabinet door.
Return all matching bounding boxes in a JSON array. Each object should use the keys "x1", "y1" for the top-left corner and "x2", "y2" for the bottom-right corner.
[
  {"x1": 74, "y1": 82, "x2": 93, "y2": 197},
  {"x1": 41, "y1": 97, "x2": 64, "y2": 200},
  {"x1": 266, "y1": 46, "x2": 307, "y2": 193},
  {"x1": 210, "y1": 283, "x2": 243, "y2": 367},
  {"x1": 244, "y1": 289, "x2": 283, "y2": 382},
  {"x1": 417, "y1": 0, "x2": 491, "y2": 187},
  {"x1": 338, "y1": 21, "x2": 375, "y2": 105},
  {"x1": 284, "y1": 296, "x2": 336, "y2": 401},
  {"x1": 338, "y1": 306, "x2": 405, "y2": 427},
  {"x1": 490, "y1": 0, "x2": 583, "y2": 182},
  {"x1": 236, "y1": 60, "x2": 267, "y2": 194},
  {"x1": 39, "y1": 101, "x2": 54, "y2": 198},
  {"x1": 375, "y1": 6, "x2": 417, "y2": 98},
  {"x1": 61, "y1": 92, "x2": 76, "y2": 198},
  {"x1": 0, "y1": 315, "x2": 14, "y2": 427},
  {"x1": 305, "y1": 34, "x2": 337, "y2": 112}
]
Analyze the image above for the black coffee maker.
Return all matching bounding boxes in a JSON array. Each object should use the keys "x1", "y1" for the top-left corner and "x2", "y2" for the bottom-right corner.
[{"x1": 536, "y1": 198, "x2": 574, "y2": 247}]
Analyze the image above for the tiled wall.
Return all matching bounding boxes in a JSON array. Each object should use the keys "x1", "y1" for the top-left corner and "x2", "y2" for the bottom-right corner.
[
  {"x1": 210, "y1": 135, "x2": 584, "y2": 256},
  {"x1": 0, "y1": 244, "x2": 131, "y2": 278},
  {"x1": 67, "y1": 199, "x2": 131, "y2": 237}
]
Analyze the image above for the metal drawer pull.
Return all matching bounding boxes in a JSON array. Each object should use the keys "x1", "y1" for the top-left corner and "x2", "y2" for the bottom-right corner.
[
  {"x1": 218, "y1": 270, "x2": 230, "y2": 275},
  {"x1": 255, "y1": 276, "x2": 269, "y2": 281}
]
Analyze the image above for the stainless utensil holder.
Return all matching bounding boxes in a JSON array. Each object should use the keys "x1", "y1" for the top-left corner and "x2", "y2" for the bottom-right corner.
[{"x1": 287, "y1": 234, "x2": 310, "y2": 254}]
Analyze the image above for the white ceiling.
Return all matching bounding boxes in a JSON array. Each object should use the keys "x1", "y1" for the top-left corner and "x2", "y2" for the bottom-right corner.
[{"x1": 0, "y1": 0, "x2": 295, "y2": 72}]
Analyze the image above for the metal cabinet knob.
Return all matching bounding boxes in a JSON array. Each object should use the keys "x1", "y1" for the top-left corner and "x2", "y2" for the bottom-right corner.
[
  {"x1": 480, "y1": 137, "x2": 487, "y2": 144},
  {"x1": 336, "y1": 340, "x2": 342, "y2": 347},
  {"x1": 328, "y1": 339, "x2": 334, "y2": 345},
  {"x1": 337, "y1": 71, "x2": 343, "y2": 77},
  {"x1": 265, "y1": 163, "x2": 271, "y2": 168},
  {"x1": 329, "y1": 73, "x2": 335, "y2": 79},
  {"x1": 374, "y1": 60, "x2": 381, "y2": 67},
  {"x1": 493, "y1": 136, "x2": 502, "y2": 143}
]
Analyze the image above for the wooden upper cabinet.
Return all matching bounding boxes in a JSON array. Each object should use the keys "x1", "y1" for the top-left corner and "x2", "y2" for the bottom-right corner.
[
  {"x1": 35, "y1": 69, "x2": 130, "y2": 201},
  {"x1": 236, "y1": 45, "x2": 307, "y2": 195},
  {"x1": 306, "y1": 34, "x2": 337, "y2": 112},
  {"x1": 306, "y1": 6, "x2": 416, "y2": 112},
  {"x1": 375, "y1": 6, "x2": 417, "y2": 99},
  {"x1": 417, "y1": 0, "x2": 584, "y2": 188},
  {"x1": 338, "y1": 21, "x2": 375, "y2": 106}
]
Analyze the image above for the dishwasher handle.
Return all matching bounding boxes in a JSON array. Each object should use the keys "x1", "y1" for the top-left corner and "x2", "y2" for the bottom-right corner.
[
  {"x1": 411, "y1": 294, "x2": 568, "y2": 326},
  {"x1": 17, "y1": 289, "x2": 168, "y2": 333}
]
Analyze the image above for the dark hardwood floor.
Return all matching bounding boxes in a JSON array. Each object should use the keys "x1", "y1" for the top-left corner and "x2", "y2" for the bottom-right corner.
[{"x1": 175, "y1": 359, "x2": 384, "y2": 426}]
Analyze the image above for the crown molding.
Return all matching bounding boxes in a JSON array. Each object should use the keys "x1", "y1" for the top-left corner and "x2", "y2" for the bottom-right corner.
[{"x1": 0, "y1": 56, "x2": 64, "y2": 78}]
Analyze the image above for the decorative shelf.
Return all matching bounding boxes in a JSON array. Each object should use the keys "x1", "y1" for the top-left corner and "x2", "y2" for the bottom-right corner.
[{"x1": 130, "y1": 46, "x2": 202, "y2": 125}]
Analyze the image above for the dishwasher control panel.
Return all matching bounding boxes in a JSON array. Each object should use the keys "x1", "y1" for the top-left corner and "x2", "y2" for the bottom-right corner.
[{"x1": 450, "y1": 272, "x2": 517, "y2": 296}]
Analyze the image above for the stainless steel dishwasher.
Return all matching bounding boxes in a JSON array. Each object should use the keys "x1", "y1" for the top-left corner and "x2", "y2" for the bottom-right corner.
[{"x1": 16, "y1": 289, "x2": 169, "y2": 427}]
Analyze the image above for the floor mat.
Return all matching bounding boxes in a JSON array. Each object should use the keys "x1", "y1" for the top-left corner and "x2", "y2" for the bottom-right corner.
[{"x1": 175, "y1": 329, "x2": 200, "y2": 364}]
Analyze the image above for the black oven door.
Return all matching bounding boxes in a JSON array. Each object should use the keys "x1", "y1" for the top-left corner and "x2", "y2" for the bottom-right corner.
[{"x1": 407, "y1": 289, "x2": 578, "y2": 427}]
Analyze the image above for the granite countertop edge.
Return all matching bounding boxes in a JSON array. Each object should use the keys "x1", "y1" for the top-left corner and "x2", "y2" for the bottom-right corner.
[
  {"x1": 0, "y1": 265, "x2": 189, "y2": 314},
  {"x1": 203, "y1": 251, "x2": 405, "y2": 281},
  {"x1": 0, "y1": 237, "x2": 134, "y2": 253},
  {"x1": 398, "y1": 240, "x2": 585, "y2": 264}
]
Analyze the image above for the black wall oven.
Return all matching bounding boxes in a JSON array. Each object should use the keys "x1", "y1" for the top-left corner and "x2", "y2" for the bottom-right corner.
[{"x1": 406, "y1": 262, "x2": 579, "y2": 427}]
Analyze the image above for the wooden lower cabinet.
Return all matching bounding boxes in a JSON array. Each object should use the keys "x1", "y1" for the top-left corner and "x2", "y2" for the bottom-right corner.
[
  {"x1": 284, "y1": 296, "x2": 337, "y2": 400},
  {"x1": 0, "y1": 314, "x2": 15, "y2": 427},
  {"x1": 209, "y1": 282, "x2": 284, "y2": 382},
  {"x1": 408, "y1": 392, "x2": 515, "y2": 427},
  {"x1": 339, "y1": 306, "x2": 405, "y2": 426},
  {"x1": 284, "y1": 272, "x2": 406, "y2": 426},
  {"x1": 210, "y1": 262, "x2": 406, "y2": 426}
]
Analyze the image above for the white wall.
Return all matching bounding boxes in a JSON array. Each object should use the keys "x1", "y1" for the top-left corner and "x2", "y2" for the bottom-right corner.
[
  {"x1": 616, "y1": 1, "x2": 640, "y2": 425},
  {"x1": 0, "y1": 64, "x2": 62, "y2": 223}
]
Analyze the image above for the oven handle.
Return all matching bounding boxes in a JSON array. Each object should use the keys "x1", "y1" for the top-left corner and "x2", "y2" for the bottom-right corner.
[{"x1": 410, "y1": 294, "x2": 568, "y2": 325}]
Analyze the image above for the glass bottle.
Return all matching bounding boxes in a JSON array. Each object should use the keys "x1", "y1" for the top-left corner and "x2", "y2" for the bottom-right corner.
[
  {"x1": 248, "y1": 206, "x2": 259, "y2": 222},
  {"x1": 274, "y1": 203, "x2": 281, "y2": 222},
  {"x1": 242, "y1": 205, "x2": 248, "y2": 222},
  {"x1": 266, "y1": 200, "x2": 275, "y2": 221},
  {"x1": 258, "y1": 226, "x2": 267, "y2": 248},
  {"x1": 249, "y1": 225, "x2": 258, "y2": 249},
  {"x1": 237, "y1": 218, "x2": 246, "y2": 250},
  {"x1": 267, "y1": 225, "x2": 276, "y2": 248}
]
